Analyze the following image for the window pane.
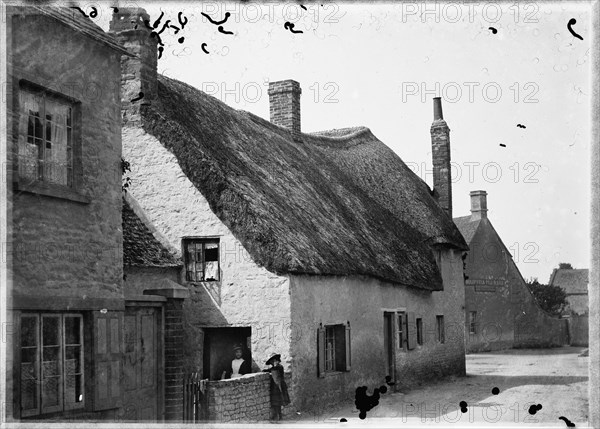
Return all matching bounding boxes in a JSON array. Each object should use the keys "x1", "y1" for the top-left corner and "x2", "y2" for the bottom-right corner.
[
  {"x1": 205, "y1": 261, "x2": 218, "y2": 281},
  {"x1": 42, "y1": 317, "x2": 59, "y2": 346},
  {"x1": 43, "y1": 346, "x2": 60, "y2": 376},
  {"x1": 65, "y1": 374, "x2": 83, "y2": 405},
  {"x1": 44, "y1": 99, "x2": 69, "y2": 185},
  {"x1": 21, "y1": 316, "x2": 38, "y2": 347},
  {"x1": 43, "y1": 376, "x2": 60, "y2": 407},
  {"x1": 64, "y1": 317, "x2": 81, "y2": 345},
  {"x1": 65, "y1": 346, "x2": 81, "y2": 373},
  {"x1": 204, "y1": 242, "x2": 218, "y2": 259},
  {"x1": 19, "y1": 91, "x2": 42, "y2": 181}
]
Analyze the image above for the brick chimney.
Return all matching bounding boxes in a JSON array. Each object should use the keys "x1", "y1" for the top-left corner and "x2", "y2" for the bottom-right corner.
[
  {"x1": 109, "y1": 8, "x2": 157, "y2": 125},
  {"x1": 431, "y1": 97, "x2": 452, "y2": 217},
  {"x1": 268, "y1": 80, "x2": 302, "y2": 141},
  {"x1": 470, "y1": 190, "x2": 488, "y2": 220}
]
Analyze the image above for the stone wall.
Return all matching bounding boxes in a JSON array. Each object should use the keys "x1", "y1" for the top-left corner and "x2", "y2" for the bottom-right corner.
[
  {"x1": 568, "y1": 315, "x2": 589, "y2": 347},
  {"x1": 11, "y1": 12, "x2": 124, "y2": 301},
  {"x1": 289, "y1": 248, "x2": 466, "y2": 413},
  {"x1": 204, "y1": 373, "x2": 271, "y2": 422}
]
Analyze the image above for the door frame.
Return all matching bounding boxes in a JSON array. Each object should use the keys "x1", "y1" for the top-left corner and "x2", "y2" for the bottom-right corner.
[{"x1": 124, "y1": 300, "x2": 164, "y2": 422}]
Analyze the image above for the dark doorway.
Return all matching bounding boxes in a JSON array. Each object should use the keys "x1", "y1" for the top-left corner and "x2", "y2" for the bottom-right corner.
[{"x1": 203, "y1": 327, "x2": 252, "y2": 381}]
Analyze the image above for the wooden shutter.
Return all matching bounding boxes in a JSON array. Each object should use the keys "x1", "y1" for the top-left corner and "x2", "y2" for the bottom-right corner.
[
  {"x1": 344, "y1": 323, "x2": 351, "y2": 371},
  {"x1": 93, "y1": 311, "x2": 124, "y2": 411},
  {"x1": 317, "y1": 325, "x2": 325, "y2": 378},
  {"x1": 406, "y1": 312, "x2": 416, "y2": 350}
]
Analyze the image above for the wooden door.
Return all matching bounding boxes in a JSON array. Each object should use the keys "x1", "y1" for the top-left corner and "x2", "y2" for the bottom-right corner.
[{"x1": 122, "y1": 306, "x2": 160, "y2": 421}]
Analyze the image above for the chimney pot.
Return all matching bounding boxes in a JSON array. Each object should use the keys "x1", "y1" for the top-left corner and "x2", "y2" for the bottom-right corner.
[
  {"x1": 433, "y1": 97, "x2": 444, "y2": 121},
  {"x1": 470, "y1": 190, "x2": 488, "y2": 220},
  {"x1": 268, "y1": 80, "x2": 302, "y2": 141}
]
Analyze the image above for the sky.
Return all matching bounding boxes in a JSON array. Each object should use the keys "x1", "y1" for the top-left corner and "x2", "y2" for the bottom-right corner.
[{"x1": 93, "y1": 1, "x2": 592, "y2": 282}]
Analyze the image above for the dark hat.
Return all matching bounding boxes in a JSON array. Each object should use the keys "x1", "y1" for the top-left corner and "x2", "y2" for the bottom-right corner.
[
  {"x1": 233, "y1": 343, "x2": 243, "y2": 352},
  {"x1": 265, "y1": 353, "x2": 281, "y2": 366}
]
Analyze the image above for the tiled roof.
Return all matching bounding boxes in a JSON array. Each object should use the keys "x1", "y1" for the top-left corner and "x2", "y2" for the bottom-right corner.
[
  {"x1": 453, "y1": 215, "x2": 481, "y2": 244},
  {"x1": 18, "y1": 6, "x2": 131, "y2": 55},
  {"x1": 122, "y1": 195, "x2": 181, "y2": 268}
]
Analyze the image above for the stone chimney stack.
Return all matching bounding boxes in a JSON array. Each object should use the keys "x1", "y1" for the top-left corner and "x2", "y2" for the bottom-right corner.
[
  {"x1": 268, "y1": 80, "x2": 302, "y2": 141},
  {"x1": 109, "y1": 8, "x2": 157, "y2": 124},
  {"x1": 470, "y1": 190, "x2": 488, "y2": 220},
  {"x1": 431, "y1": 97, "x2": 452, "y2": 217}
]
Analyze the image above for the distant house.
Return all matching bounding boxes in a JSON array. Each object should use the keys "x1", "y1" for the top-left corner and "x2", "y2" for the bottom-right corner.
[
  {"x1": 454, "y1": 191, "x2": 569, "y2": 352},
  {"x1": 548, "y1": 268, "x2": 588, "y2": 347},
  {"x1": 548, "y1": 268, "x2": 589, "y2": 315},
  {"x1": 111, "y1": 8, "x2": 469, "y2": 413},
  {"x1": 5, "y1": 5, "x2": 128, "y2": 421}
]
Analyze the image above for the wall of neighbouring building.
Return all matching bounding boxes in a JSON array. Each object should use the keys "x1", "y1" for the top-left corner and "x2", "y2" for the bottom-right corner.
[
  {"x1": 122, "y1": 127, "x2": 293, "y2": 376},
  {"x1": 10, "y1": 11, "x2": 124, "y2": 301},
  {"x1": 288, "y1": 248, "x2": 466, "y2": 413},
  {"x1": 567, "y1": 315, "x2": 589, "y2": 347},
  {"x1": 464, "y1": 219, "x2": 568, "y2": 352}
]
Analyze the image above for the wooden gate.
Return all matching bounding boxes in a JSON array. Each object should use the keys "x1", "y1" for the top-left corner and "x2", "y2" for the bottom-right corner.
[{"x1": 183, "y1": 372, "x2": 207, "y2": 422}]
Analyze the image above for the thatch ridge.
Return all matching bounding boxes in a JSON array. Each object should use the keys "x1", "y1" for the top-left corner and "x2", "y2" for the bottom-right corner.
[{"x1": 135, "y1": 74, "x2": 467, "y2": 290}]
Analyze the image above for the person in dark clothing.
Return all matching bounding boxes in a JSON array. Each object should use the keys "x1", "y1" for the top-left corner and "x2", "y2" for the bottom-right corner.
[
  {"x1": 221, "y1": 344, "x2": 251, "y2": 379},
  {"x1": 263, "y1": 353, "x2": 290, "y2": 421}
]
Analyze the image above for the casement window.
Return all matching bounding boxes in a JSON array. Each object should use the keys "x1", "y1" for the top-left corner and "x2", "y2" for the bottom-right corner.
[
  {"x1": 416, "y1": 318, "x2": 423, "y2": 345},
  {"x1": 397, "y1": 313, "x2": 405, "y2": 350},
  {"x1": 19, "y1": 314, "x2": 84, "y2": 417},
  {"x1": 18, "y1": 86, "x2": 75, "y2": 187},
  {"x1": 184, "y1": 238, "x2": 220, "y2": 282},
  {"x1": 436, "y1": 315, "x2": 445, "y2": 343},
  {"x1": 469, "y1": 311, "x2": 477, "y2": 334},
  {"x1": 317, "y1": 322, "x2": 351, "y2": 376}
]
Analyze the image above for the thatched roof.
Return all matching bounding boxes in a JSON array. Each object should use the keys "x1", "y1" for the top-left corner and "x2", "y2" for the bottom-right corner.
[
  {"x1": 453, "y1": 215, "x2": 481, "y2": 244},
  {"x1": 136, "y1": 75, "x2": 467, "y2": 291},
  {"x1": 548, "y1": 269, "x2": 589, "y2": 295},
  {"x1": 122, "y1": 195, "x2": 181, "y2": 268}
]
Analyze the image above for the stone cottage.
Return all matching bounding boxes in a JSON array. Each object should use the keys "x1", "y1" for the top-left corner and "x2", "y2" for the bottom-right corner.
[
  {"x1": 548, "y1": 267, "x2": 589, "y2": 346},
  {"x1": 111, "y1": 7, "x2": 470, "y2": 414},
  {"x1": 3, "y1": 6, "x2": 191, "y2": 422},
  {"x1": 454, "y1": 191, "x2": 569, "y2": 352},
  {"x1": 3, "y1": 5, "x2": 128, "y2": 421}
]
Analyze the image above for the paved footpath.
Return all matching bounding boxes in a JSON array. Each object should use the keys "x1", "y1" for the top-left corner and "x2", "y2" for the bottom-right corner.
[{"x1": 287, "y1": 346, "x2": 589, "y2": 427}]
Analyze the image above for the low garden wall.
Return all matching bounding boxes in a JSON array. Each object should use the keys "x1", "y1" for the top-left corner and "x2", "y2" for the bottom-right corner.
[{"x1": 204, "y1": 372, "x2": 271, "y2": 422}]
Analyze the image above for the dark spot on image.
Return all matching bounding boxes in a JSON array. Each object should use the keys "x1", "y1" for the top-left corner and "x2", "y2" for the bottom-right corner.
[
  {"x1": 489, "y1": 27, "x2": 497, "y2": 34},
  {"x1": 178, "y1": 37, "x2": 185, "y2": 44},
  {"x1": 459, "y1": 400, "x2": 468, "y2": 413},
  {"x1": 567, "y1": 18, "x2": 583, "y2": 40},
  {"x1": 340, "y1": 417, "x2": 347, "y2": 422},
  {"x1": 499, "y1": 143, "x2": 506, "y2": 147},
  {"x1": 379, "y1": 385, "x2": 387, "y2": 394},
  {"x1": 492, "y1": 387, "x2": 500, "y2": 395},
  {"x1": 528, "y1": 404, "x2": 542, "y2": 415},
  {"x1": 559, "y1": 416, "x2": 576, "y2": 427}
]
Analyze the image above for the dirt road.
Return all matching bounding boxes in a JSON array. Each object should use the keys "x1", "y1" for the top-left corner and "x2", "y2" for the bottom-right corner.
[{"x1": 293, "y1": 346, "x2": 588, "y2": 427}]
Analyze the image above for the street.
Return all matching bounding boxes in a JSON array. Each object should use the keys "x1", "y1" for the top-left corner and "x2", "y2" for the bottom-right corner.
[{"x1": 293, "y1": 346, "x2": 589, "y2": 427}]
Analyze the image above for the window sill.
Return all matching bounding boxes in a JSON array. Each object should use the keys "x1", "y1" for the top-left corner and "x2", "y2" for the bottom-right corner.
[
  {"x1": 14, "y1": 180, "x2": 91, "y2": 204},
  {"x1": 323, "y1": 370, "x2": 347, "y2": 377}
]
